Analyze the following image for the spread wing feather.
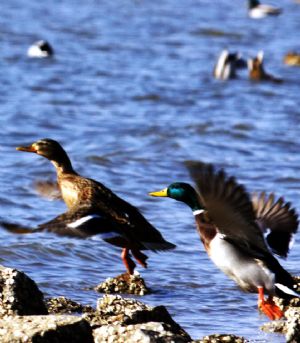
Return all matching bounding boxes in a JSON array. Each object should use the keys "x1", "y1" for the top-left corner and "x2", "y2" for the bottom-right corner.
[
  {"x1": 38, "y1": 207, "x2": 118, "y2": 238},
  {"x1": 185, "y1": 161, "x2": 270, "y2": 257},
  {"x1": 38, "y1": 202, "x2": 175, "y2": 251},
  {"x1": 252, "y1": 192, "x2": 299, "y2": 257}
]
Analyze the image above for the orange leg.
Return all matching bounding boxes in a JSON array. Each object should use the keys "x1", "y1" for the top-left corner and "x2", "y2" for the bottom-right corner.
[
  {"x1": 257, "y1": 286, "x2": 283, "y2": 320},
  {"x1": 121, "y1": 248, "x2": 136, "y2": 275},
  {"x1": 131, "y1": 249, "x2": 148, "y2": 268}
]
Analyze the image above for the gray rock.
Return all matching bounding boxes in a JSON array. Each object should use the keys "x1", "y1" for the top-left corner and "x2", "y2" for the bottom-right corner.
[
  {"x1": 93, "y1": 321, "x2": 190, "y2": 343},
  {"x1": 46, "y1": 296, "x2": 94, "y2": 314},
  {"x1": 96, "y1": 294, "x2": 152, "y2": 324},
  {"x1": 285, "y1": 308, "x2": 300, "y2": 343},
  {"x1": 83, "y1": 295, "x2": 191, "y2": 341},
  {"x1": 193, "y1": 334, "x2": 247, "y2": 343},
  {"x1": 0, "y1": 266, "x2": 47, "y2": 316},
  {"x1": 260, "y1": 320, "x2": 285, "y2": 334},
  {"x1": 95, "y1": 272, "x2": 150, "y2": 295},
  {"x1": 0, "y1": 315, "x2": 93, "y2": 343}
]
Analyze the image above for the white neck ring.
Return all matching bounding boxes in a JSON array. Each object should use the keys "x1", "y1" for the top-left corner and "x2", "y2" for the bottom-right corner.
[{"x1": 193, "y1": 209, "x2": 205, "y2": 216}]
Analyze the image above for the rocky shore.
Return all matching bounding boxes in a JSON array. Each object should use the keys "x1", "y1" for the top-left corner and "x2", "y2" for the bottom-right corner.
[{"x1": 0, "y1": 265, "x2": 299, "y2": 342}]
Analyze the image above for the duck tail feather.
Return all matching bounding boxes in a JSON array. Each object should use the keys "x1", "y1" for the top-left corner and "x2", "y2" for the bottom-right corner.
[
  {"x1": 0, "y1": 221, "x2": 37, "y2": 234},
  {"x1": 141, "y1": 241, "x2": 176, "y2": 252}
]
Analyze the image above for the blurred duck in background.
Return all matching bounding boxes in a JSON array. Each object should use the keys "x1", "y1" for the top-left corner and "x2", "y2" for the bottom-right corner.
[
  {"x1": 213, "y1": 50, "x2": 246, "y2": 80},
  {"x1": 248, "y1": 51, "x2": 282, "y2": 83},
  {"x1": 284, "y1": 52, "x2": 300, "y2": 66},
  {"x1": 27, "y1": 40, "x2": 54, "y2": 58},
  {"x1": 248, "y1": 0, "x2": 282, "y2": 18}
]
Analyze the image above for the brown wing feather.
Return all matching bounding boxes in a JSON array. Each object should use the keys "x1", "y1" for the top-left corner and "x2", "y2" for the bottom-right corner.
[
  {"x1": 88, "y1": 180, "x2": 175, "y2": 250},
  {"x1": 58, "y1": 176, "x2": 175, "y2": 251},
  {"x1": 185, "y1": 161, "x2": 270, "y2": 256},
  {"x1": 34, "y1": 180, "x2": 62, "y2": 200},
  {"x1": 252, "y1": 192, "x2": 299, "y2": 257},
  {"x1": 38, "y1": 207, "x2": 112, "y2": 238}
]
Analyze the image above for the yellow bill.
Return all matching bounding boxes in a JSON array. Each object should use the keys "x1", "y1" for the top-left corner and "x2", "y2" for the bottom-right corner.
[{"x1": 149, "y1": 188, "x2": 168, "y2": 197}]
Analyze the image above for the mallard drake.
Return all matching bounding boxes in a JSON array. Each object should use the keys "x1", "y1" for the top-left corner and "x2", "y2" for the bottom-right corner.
[
  {"x1": 248, "y1": 51, "x2": 282, "y2": 83},
  {"x1": 213, "y1": 50, "x2": 246, "y2": 80},
  {"x1": 150, "y1": 162, "x2": 299, "y2": 320},
  {"x1": 27, "y1": 40, "x2": 54, "y2": 58},
  {"x1": 14, "y1": 138, "x2": 175, "y2": 275},
  {"x1": 248, "y1": 0, "x2": 282, "y2": 18}
]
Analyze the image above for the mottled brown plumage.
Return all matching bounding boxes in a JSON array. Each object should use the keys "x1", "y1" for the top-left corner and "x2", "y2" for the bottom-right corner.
[{"x1": 15, "y1": 139, "x2": 175, "y2": 274}]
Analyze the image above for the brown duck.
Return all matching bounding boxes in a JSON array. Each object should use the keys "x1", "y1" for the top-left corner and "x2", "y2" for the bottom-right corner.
[
  {"x1": 248, "y1": 51, "x2": 282, "y2": 83},
  {"x1": 12, "y1": 138, "x2": 175, "y2": 274}
]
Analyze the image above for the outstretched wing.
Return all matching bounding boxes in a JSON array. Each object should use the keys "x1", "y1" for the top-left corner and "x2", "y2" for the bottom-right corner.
[
  {"x1": 39, "y1": 202, "x2": 175, "y2": 252},
  {"x1": 185, "y1": 161, "x2": 270, "y2": 257},
  {"x1": 38, "y1": 207, "x2": 122, "y2": 239},
  {"x1": 34, "y1": 180, "x2": 62, "y2": 200},
  {"x1": 252, "y1": 192, "x2": 299, "y2": 257}
]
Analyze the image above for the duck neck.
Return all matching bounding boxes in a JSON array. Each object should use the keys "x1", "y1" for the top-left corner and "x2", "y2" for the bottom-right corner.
[
  {"x1": 189, "y1": 201, "x2": 205, "y2": 216},
  {"x1": 51, "y1": 154, "x2": 76, "y2": 176},
  {"x1": 181, "y1": 190, "x2": 205, "y2": 215}
]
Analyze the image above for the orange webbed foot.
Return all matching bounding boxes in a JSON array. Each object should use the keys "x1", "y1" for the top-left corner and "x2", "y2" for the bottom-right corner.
[
  {"x1": 257, "y1": 287, "x2": 284, "y2": 320},
  {"x1": 258, "y1": 297, "x2": 284, "y2": 320}
]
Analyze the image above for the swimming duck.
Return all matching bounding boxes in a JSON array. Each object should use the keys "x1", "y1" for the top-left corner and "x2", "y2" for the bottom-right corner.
[
  {"x1": 27, "y1": 40, "x2": 54, "y2": 58},
  {"x1": 213, "y1": 50, "x2": 247, "y2": 80},
  {"x1": 284, "y1": 52, "x2": 300, "y2": 66},
  {"x1": 248, "y1": 51, "x2": 282, "y2": 83},
  {"x1": 150, "y1": 162, "x2": 299, "y2": 320},
  {"x1": 248, "y1": 0, "x2": 282, "y2": 18},
  {"x1": 14, "y1": 139, "x2": 175, "y2": 275}
]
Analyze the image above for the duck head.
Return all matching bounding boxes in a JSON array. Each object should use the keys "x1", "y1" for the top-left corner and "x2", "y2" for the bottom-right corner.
[
  {"x1": 149, "y1": 182, "x2": 203, "y2": 212},
  {"x1": 248, "y1": 0, "x2": 260, "y2": 9},
  {"x1": 16, "y1": 138, "x2": 74, "y2": 173}
]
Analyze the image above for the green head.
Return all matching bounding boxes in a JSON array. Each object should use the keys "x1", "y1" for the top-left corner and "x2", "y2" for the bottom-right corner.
[
  {"x1": 248, "y1": 0, "x2": 260, "y2": 9},
  {"x1": 149, "y1": 182, "x2": 203, "y2": 212}
]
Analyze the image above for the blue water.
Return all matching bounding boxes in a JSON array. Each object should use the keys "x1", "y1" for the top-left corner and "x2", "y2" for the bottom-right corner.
[{"x1": 1, "y1": 0, "x2": 300, "y2": 341}]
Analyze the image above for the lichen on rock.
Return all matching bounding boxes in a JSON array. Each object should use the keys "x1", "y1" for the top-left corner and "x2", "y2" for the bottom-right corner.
[
  {"x1": 95, "y1": 272, "x2": 150, "y2": 295},
  {"x1": 93, "y1": 321, "x2": 190, "y2": 343},
  {"x1": 84, "y1": 294, "x2": 191, "y2": 342},
  {"x1": 0, "y1": 266, "x2": 47, "y2": 316},
  {"x1": 46, "y1": 296, "x2": 94, "y2": 314},
  {"x1": 0, "y1": 315, "x2": 93, "y2": 343},
  {"x1": 194, "y1": 334, "x2": 247, "y2": 343}
]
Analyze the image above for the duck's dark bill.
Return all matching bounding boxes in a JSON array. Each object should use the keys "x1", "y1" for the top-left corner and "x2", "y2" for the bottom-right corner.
[{"x1": 16, "y1": 145, "x2": 37, "y2": 152}]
